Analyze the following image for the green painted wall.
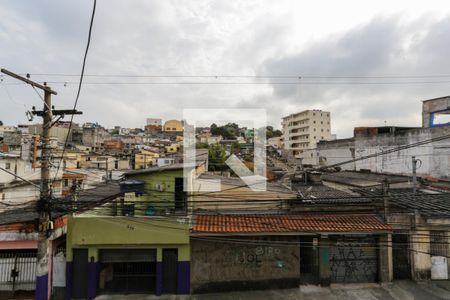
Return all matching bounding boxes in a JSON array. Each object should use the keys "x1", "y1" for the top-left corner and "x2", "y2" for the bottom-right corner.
[
  {"x1": 67, "y1": 169, "x2": 191, "y2": 262},
  {"x1": 67, "y1": 216, "x2": 189, "y2": 261},
  {"x1": 129, "y1": 169, "x2": 184, "y2": 215}
]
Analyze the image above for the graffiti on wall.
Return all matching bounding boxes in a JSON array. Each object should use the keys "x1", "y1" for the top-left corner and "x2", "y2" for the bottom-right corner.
[
  {"x1": 330, "y1": 239, "x2": 377, "y2": 282},
  {"x1": 219, "y1": 246, "x2": 279, "y2": 268}
]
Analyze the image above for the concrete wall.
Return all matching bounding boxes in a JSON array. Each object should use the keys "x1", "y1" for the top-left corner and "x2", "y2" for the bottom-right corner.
[
  {"x1": 316, "y1": 138, "x2": 355, "y2": 170},
  {"x1": 422, "y1": 96, "x2": 450, "y2": 128},
  {"x1": 190, "y1": 237, "x2": 300, "y2": 293},
  {"x1": 315, "y1": 126, "x2": 450, "y2": 179},
  {"x1": 411, "y1": 230, "x2": 431, "y2": 280},
  {"x1": 0, "y1": 158, "x2": 40, "y2": 184}
]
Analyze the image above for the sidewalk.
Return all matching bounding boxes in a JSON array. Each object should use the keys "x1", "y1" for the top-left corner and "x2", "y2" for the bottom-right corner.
[{"x1": 94, "y1": 281, "x2": 450, "y2": 300}]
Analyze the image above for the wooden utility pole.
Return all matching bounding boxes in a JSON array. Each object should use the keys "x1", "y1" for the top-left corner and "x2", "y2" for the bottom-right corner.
[{"x1": 1, "y1": 68, "x2": 80, "y2": 300}]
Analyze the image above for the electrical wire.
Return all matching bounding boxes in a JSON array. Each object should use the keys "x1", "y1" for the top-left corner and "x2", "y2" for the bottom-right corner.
[
  {"x1": 52, "y1": 0, "x2": 97, "y2": 184},
  {"x1": 16, "y1": 73, "x2": 450, "y2": 79}
]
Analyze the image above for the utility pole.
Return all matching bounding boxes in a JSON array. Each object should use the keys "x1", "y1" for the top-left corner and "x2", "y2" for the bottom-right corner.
[
  {"x1": 412, "y1": 156, "x2": 418, "y2": 194},
  {"x1": 382, "y1": 178, "x2": 390, "y2": 222},
  {"x1": 1, "y1": 68, "x2": 81, "y2": 300},
  {"x1": 105, "y1": 156, "x2": 109, "y2": 183}
]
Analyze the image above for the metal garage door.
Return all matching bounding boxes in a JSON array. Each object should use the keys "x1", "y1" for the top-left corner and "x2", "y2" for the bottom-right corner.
[
  {"x1": 99, "y1": 249, "x2": 156, "y2": 294},
  {"x1": 330, "y1": 236, "x2": 378, "y2": 283}
]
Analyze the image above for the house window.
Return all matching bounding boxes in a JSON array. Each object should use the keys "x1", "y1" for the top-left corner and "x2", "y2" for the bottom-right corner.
[
  {"x1": 430, "y1": 231, "x2": 448, "y2": 257},
  {"x1": 115, "y1": 161, "x2": 118, "y2": 169},
  {"x1": 174, "y1": 177, "x2": 186, "y2": 212},
  {"x1": 64, "y1": 179, "x2": 69, "y2": 187},
  {"x1": 5, "y1": 163, "x2": 11, "y2": 170}
]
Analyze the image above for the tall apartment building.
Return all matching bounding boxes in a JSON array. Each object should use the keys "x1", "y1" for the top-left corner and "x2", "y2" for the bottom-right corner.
[{"x1": 281, "y1": 109, "x2": 331, "y2": 156}]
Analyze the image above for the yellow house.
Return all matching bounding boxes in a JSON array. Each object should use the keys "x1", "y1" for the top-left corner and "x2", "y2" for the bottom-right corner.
[
  {"x1": 53, "y1": 149, "x2": 84, "y2": 169},
  {"x1": 163, "y1": 120, "x2": 183, "y2": 132},
  {"x1": 165, "y1": 143, "x2": 180, "y2": 153},
  {"x1": 134, "y1": 149, "x2": 159, "y2": 169}
]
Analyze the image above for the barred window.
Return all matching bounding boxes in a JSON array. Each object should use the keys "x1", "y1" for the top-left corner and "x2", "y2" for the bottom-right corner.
[{"x1": 430, "y1": 231, "x2": 448, "y2": 257}]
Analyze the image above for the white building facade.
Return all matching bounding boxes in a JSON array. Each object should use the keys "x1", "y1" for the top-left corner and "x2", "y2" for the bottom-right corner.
[{"x1": 281, "y1": 109, "x2": 332, "y2": 156}]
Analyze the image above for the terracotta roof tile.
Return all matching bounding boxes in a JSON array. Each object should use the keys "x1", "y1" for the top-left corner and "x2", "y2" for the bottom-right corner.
[{"x1": 192, "y1": 214, "x2": 391, "y2": 234}]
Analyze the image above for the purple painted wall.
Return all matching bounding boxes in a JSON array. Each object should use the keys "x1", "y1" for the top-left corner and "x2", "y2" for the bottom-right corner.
[
  {"x1": 177, "y1": 261, "x2": 190, "y2": 294},
  {"x1": 36, "y1": 274, "x2": 48, "y2": 300},
  {"x1": 156, "y1": 262, "x2": 163, "y2": 295},
  {"x1": 65, "y1": 262, "x2": 72, "y2": 300},
  {"x1": 87, "y1": 262, "x2": 98, "y2": 300}
]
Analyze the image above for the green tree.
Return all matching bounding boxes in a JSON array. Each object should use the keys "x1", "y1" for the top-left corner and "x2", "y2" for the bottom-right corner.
[
  {"x1": 208, "y1": 144, "x2": 228, "y2": 171},
  {"x1": 196, "y1": 142, "x2": 209, "y2": 149}
]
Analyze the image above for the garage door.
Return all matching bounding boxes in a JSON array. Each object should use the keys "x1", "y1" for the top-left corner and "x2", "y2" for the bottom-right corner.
[
  {"x1": 330, "y1": 236, "x2": 377, "y2": 283},
  {"x1": 99, "y1": 249, "x2": 156, "y2": 294}
]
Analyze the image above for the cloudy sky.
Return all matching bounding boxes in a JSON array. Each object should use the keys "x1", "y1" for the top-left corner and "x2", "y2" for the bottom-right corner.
[{"x1": 1, "y1": 0, "x2": 450, "y2": 138}]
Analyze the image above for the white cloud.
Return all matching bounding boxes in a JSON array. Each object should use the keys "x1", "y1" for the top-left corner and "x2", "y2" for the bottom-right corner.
[{"x1": 1, "y1": 0, "x2": 450, "y2": 138}]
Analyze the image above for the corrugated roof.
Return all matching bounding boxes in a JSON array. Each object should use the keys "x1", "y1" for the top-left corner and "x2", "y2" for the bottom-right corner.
[
  {"x1": 192, "y1": 214, "x2": 391, "y2": 234},
  {"x1": 0, "y1": 182, "x2": 122, "y2": 226},
  {"x1": 322, "y1": 171, "x2": 409, "y2": 187}
]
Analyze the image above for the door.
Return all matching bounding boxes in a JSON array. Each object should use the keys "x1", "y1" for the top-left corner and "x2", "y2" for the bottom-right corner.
[
  {"x1": 393, "y1": 233, "x2": 411, "y2": 279},
  {"x1": 98, "y1": 249, "x2": 156, "y2": 294},
  {"x1": 330, "y1": 236, "x2": 378, "y2": 283},
  {"x1": 72, "y1": 249, "x2": 88, "y2": 299},
  {"x1": 300, "y1": 237, "x2": 319, "y2": 284},
  {"x1": 162, "y1": 249, "x2": 178, "y2": 294}
]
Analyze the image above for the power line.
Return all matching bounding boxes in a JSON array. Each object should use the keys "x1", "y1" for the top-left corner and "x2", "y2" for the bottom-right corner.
[
  {"x1": 4, "y1": 80, "x2": 450, "y2": 86},
  {"x1": 0, "y1": 167, "x2": 41, "y2": 189},
  {"x1": 15, "y1": 73, "x2": 450, "y2": 79},
  {"x1": 316, "y1": 134, "x2": 450, "y2": 171},
  {"x1": 52, "y1": 0, "x2": 97, "y2": 183}
]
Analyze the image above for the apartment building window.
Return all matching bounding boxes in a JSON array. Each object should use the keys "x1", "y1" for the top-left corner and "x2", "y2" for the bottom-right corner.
[
  {"x1": 313, "y1": 121, "x2": 316, "y2": 124},
  {"x1": 321, "y1": 121, "x2": 323, "y2": 124},
  {"x1": 5, "y1": 163, "x2": 11, "y2": 170},
  {"x1": 321, "y1": 129, "x2": 324, "y2": 132},
  {"x1": 313, "y1": 113, "x2": 315, "y2": 116},
  {"x1": 313, "y1": 136, "x2": 316, "y2": 139},
  {"x1": 321, "y1": 136, "x2": 324, "y2": 139},
  {"x1": 314, "y1": 128, "x2": 316, "y2": 131}
]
